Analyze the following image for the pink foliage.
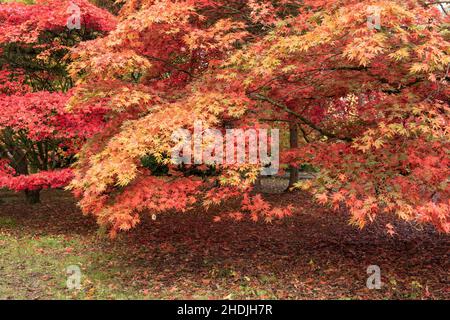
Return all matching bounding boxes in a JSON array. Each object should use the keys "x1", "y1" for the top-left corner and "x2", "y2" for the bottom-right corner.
[
  {"x1": 0, "y1": 166, "x2": 73, "y2": 191},
  {"x1": 0, "y1": 0, "x2": 117, "y2": 44},
  {"x1": 0, "y1": 90, "x2": 105, "y2": 141}
]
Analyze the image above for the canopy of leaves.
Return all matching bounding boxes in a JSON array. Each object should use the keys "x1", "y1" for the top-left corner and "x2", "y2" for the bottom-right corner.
[
  {"x1": 53, "y1": 0, "x2": 450, "y2": 235},
  {"x1": 0, "y1": 0, "x2": 115, "y2": 194}
]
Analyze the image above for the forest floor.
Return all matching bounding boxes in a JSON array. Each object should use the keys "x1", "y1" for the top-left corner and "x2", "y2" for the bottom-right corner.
[{"x1": 0, "y1": 189, "x2": 448, "y2": 300}]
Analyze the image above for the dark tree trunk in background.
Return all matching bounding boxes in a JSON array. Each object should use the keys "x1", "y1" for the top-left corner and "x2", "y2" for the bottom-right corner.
[
  {"x1": 287, "y1": 122, "x2": 299, "y2": 191},
  {"x1": 8, "y1": 146, "x2": 42, "y2": 204},
  {"x1": 24, "y1": 189, "x2": 41, "y2": 204},
  {"x1": 2, "y1": 131, "x2": 42, "y2": 205}
]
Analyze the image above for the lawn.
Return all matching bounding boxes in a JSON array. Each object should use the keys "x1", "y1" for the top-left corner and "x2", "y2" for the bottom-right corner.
[{"x1": 0, "y1": 189, "x2": 448, "y2": 300}]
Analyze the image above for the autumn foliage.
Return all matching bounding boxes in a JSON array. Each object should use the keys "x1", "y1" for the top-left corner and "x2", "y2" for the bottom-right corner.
[
  {"x1": 0, "y1": 0, "x2": 115, "y2": 202},
  {"x1": 1, "y1": 0, "x2": 449, "y2": 235}
]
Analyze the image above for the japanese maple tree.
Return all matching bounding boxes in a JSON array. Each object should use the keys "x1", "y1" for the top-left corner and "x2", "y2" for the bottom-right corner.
[
  {"x1": 0, "y1": 0, "x2": 116, "y2": 203},
  {"x1": 66, "y1": 0, "x2": 449, "y2": 236}
]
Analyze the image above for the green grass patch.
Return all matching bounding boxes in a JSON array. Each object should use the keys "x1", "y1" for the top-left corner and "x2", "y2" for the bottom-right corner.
[
  {"x1": 0, "y1": 233, "x2": 149, "y2": 299},
  {"x1": 0, "y1": 217, "x2": 17, "y2": 228}
]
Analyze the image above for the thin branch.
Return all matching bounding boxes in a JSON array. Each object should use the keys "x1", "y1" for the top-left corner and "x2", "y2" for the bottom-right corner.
[{"x1": 248, "y1": 93, "x2": 352, "y2": 142}]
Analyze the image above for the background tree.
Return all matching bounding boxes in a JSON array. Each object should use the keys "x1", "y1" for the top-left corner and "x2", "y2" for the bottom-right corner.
[{"x1": 0, "y1": 0, "x2": 116, "y2": 203}]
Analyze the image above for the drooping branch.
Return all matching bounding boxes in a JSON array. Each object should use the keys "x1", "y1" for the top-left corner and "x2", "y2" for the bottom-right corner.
[{"x1": 248, "y1": 93, "x2": 353, "y2": 142}]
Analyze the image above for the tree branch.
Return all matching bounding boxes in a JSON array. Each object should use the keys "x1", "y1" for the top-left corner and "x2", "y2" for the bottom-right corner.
[{"x1": 248, "y1": 93, "x2": 352, "y2": 142}]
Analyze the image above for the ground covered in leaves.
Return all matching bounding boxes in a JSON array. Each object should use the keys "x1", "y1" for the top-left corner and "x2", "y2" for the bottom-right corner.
[{"x1": 0, "y1": 189, "x2": 448, "y2": 300}]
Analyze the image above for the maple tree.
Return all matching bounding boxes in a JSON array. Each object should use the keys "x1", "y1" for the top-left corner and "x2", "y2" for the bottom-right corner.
[
  {"x1": 66, "y1": 0, "x2": 450, "y2": 236},
  {"x1": 0, "y1": 0, "x2": 115, "y2": 203},
  {"x1": 34, "y1": 0, "x2": 448, "y2": 235}
]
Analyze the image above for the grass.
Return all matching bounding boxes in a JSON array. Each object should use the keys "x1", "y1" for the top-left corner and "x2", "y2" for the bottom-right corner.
[
  {"x1": 0, "y1": 217, "x2": 16, "y2": 228},
  {"x1": 0, "y1": 189, "x2": 448, "y2": 300},
  {"x1": 0, "y1": 224, "x2": 277, "y2": 300},
  {"x1": 0, "y1": 232, "x2": 142, "y2": 299}
]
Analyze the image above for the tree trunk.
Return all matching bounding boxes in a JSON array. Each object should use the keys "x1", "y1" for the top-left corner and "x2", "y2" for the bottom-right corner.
[
  {"x1": 286, "y1": 122, "x2": 299, "y2": 191},
  {"x1": 3, "y1": 131, "x2": 42, "y2": 204},
  {"x1": 24, "y1": 189, "x2": 41, "y2": 204},
  {"x1": 254, "y1": 175, "x2": 262, "y2": 191}
]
